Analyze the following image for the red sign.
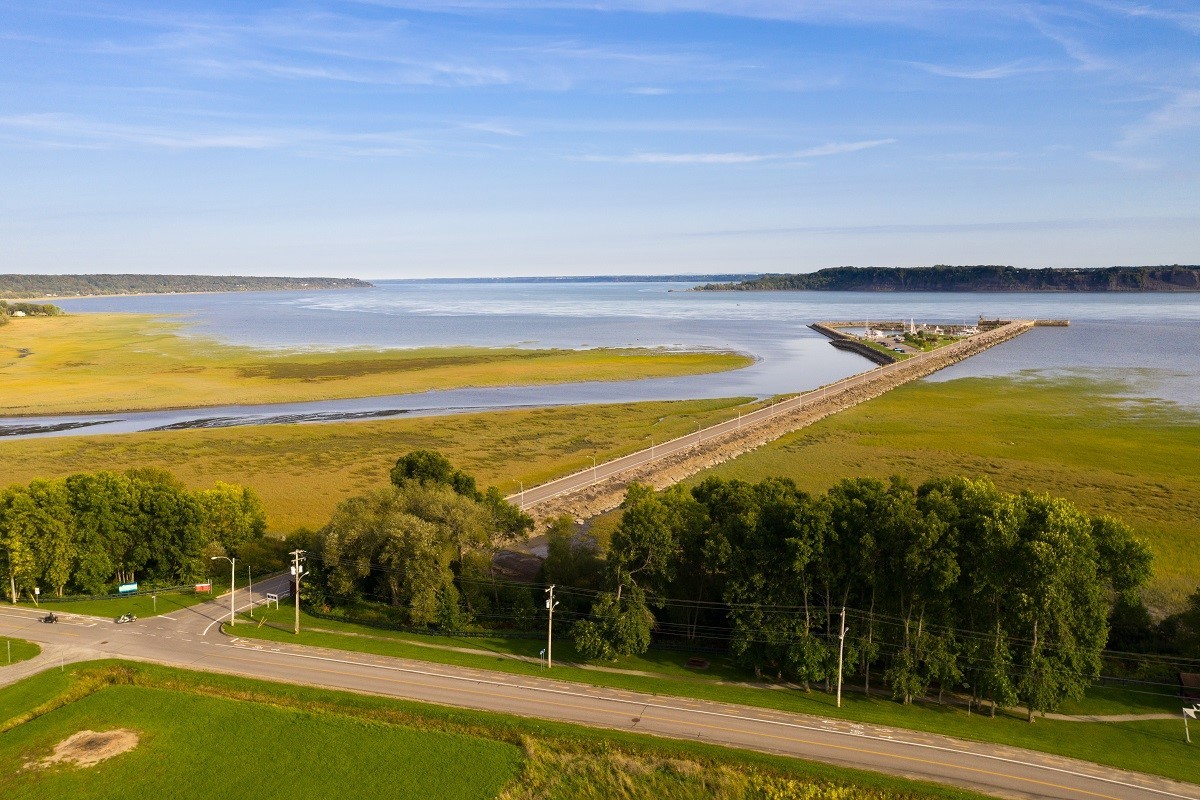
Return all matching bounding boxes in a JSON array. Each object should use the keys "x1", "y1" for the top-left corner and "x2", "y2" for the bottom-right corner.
[{"x1": 195, "y1": 582, "x2": 212, "y2": 593}]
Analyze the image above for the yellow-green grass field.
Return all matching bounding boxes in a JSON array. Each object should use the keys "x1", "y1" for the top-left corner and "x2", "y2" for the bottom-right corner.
[
  {"x1": 0, "y1": 398, "x2": 753, "y2": 532},
  {"x1": 0, "y1": 313, "x2": 751, "y2": 415},
  {"x1": 691, "y1": 373, "x2": 1200, "y2": 612},
  {"x1": 1, "y1": 638, "x2": 40, "y2": 667},
  {"x1": 0, "y1": 662, "x2": 990, "y2": 800}
]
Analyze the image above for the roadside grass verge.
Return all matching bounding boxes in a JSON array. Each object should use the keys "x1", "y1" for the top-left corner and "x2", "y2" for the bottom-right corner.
[
  {"x1": 0, "y1": 638, "x2": 40, "y2": 667},
  {"x1": 15, "y1": 579, "x2": 234, "y2": 619},
  {"x1": 0, "y1": 660, "x2": 991, "y2": 800},
  {"x1": 230, "y1": 608, "x2": 1198, "y2": 785},
  {"x1": 691, "y1": 374, "x2": 1200, "y2": 610},
  {"x1": 0, "y1": 314, "x2": 751, "y2": 416},
  {"x1": 0, "y1": 397, "x2": 754, "y2": 532}
]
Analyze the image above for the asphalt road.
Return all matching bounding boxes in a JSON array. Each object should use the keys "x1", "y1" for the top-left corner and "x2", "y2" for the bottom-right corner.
[
  {"x1": 509, "y1": 321, "x2": 1035, "y2": 510},
  {"x1": 2, "y1": 582, "x2": 1196, "y2": 800}
]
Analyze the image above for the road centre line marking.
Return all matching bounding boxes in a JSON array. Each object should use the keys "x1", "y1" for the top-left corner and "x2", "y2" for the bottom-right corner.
[
  {"x1": 213, "y1": 651, "x2": 1117, "y2": 800},
  {"x1": 213, "y1": 644, "x2": 1192, "y2": 800}
]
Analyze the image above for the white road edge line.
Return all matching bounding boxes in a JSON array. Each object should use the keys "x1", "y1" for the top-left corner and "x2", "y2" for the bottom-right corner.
[{"x1": 211, "y1": 641, "x2": 1198, "y2": 800}]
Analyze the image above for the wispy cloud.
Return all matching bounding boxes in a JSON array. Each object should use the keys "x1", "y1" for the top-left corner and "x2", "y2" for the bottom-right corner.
[
  {"x1": 907, "y1": 59, "x2": 1049, "y2": 80},
  {"x1": 689, "y1": 215, "x2": 1200, "y2": 237},
  {"x1": 1092, "y1": 88, "x2": 1200, "y2": 169},
  {"x1": 0, "y1": 113, "x2": 525, "y2": 156},
  {"x1": 580, "y1": 138, "x2": 895, "y2": 164}
]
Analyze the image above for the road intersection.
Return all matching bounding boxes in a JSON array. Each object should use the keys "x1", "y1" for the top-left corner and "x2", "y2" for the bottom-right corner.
[{"x1": 2, "y1": 578, "x2": 1196, "y2": 800}]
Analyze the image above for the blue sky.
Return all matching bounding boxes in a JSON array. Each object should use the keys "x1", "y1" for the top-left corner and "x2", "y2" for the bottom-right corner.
[{"x1": 1, "y1": 1, "x2": 1197, "y2": 278}]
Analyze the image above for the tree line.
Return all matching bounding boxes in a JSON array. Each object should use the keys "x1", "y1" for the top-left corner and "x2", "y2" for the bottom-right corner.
[
  {"x1": 0, "y1": 301, "x2": 63, "y2": 325},
  {"x1": 0, "y1": 469, "x2": 266, "y2": 600},
  {"x1": 698, "y1": 265, "x2": 1200, "y2": 292},
  {"x1": 0, "y1": 274, "x2": 372, "y2": 299},
  {"x1": 560, "y1": 475, "x2": 1151, "y2": 720},
  {"x1": 304, "y1": 450, "x2": 535, "y2": 629}
]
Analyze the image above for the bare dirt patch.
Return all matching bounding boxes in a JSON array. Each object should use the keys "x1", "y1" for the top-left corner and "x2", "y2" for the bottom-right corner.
[{"x1": 32, "y1": 729, "x2": 139, "y2": 769}]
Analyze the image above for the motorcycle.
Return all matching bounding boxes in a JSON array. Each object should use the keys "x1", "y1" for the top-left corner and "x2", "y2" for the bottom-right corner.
[
  {"x1": 41, "y1": 612, "x2": 58, "y2": 624},
  {"x1": 115, "y1": 613, "x2": 136, "y2": 624}
]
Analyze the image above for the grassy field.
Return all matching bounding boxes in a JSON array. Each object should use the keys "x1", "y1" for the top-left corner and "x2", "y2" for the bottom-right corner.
[
  {"x1": 0, "y1": 683, "x2": 521, "y2": 799},
  {"x1": 0, "y1": 397, "x2": 752, "y2": 532},
  {"x1": 0, "y1": 313, "x2": 751, "y2": 415},
  {"x1": 1, "y1": 638, "x2": 40, "y2": 667},
  {"x1": 231, "y1": 607, "x2": 1197, "y2": 785},
  {"x1": 15, "y1": 582, "x2": 229, "y2": 619},
  {"x1": 692, "y1": 373, "x2": 1200, "y2": 610},
  {"x1": 0, "y1": 662, "x2": 991, "y2": 800}
]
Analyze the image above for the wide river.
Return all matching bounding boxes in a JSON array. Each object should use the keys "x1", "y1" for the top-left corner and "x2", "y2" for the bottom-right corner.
[{"x1": 7, "y1": 280, "x2": 1199, "y2": 437}]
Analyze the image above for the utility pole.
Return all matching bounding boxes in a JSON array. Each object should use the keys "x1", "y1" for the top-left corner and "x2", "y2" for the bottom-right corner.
[
  {"x1": 290, "y1": 549, "x2": 306, "y2": 635},
  {"x1": 545, "y1": 585, "x2": 558, "y2": 669},
  {"x1": 210, "y1": 556, "x2": 235, "y2": 627},
  {"x1": 837, "y1": 606, "x2": 849, "y2": 708},
  {"x1": 247, "y1": 565, "x2": 253, "y2": 619}
]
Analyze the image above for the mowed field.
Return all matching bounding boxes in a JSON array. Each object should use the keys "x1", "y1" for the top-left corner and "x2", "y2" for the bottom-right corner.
[
  {"x1": 0, "y1": 683, "x2": 521, "y2": 800},
  {"x1": 0, "y1": 313, "x2": 750, "y2": 415},
  {"x1": 0, "y1": 662, "x2": 991, "y2": 800},
  {"x1": 0, "y1": 398, "x2": 752, "y2": 532},
  {"x1": 693, "y1": 374, "x2": 1200, "y2": 610}
]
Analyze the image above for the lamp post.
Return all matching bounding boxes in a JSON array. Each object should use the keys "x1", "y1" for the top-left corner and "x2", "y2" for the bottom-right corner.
[
  {"x1": 210, "y1": 556, "x2": 235, "y2": 627},
  {"x1": 591, "y1": 455, "x2": 597, "y2": 484}
]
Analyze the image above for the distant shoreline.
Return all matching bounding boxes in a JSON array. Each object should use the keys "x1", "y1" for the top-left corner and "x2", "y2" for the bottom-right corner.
[
  {"x1": 0, "y1": 274, "x2": 372, "y2": 301},
  {"x1": 698, "y1": 265, "x2": 1200, "y2": 292}
]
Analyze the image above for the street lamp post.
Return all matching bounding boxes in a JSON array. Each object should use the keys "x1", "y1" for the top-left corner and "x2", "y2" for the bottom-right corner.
[
  {"x1": 591, "y1": 455, "x2": 597, "y2": 484},
  {"x1": 210, "y1": 556, "x2": 235, "y2": 627}
]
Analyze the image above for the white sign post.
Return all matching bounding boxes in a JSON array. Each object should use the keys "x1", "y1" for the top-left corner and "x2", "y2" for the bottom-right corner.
[
  {"x1": 1186, "y1": 707, "x2": 1196, "y2": 744},
  {"x1": 33, "y1": 587, "x2": 39, "y2": 608}
]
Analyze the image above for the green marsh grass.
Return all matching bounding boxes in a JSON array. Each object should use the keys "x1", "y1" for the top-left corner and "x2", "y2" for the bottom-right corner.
[
  {"x1": 0, "y1": 314, "x2": 750, "y2": 415},
  {"x1": 0, "y1": 398, "x2": 753, "y2": 531},
  {"x1": 693, "y1": 374, "x2": 1200, "y2": 610}
]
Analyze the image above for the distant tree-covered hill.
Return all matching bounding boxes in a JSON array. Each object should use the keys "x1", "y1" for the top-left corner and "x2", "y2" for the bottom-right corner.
[
  {"x1": 0, "y1": 274, "x2": 374, "y2": 299},
  {"x1": 698, "y1": 265, "x2": 1200, "y2": 292}
]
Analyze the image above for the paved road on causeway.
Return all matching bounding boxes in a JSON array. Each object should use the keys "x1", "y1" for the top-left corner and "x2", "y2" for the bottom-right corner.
[
  {"x1": 2, "y1": 583, "x2": 1196, "y2": 800},
  {"x1": 509, "y1": 321, "x2": 1036, "y2": 511}
]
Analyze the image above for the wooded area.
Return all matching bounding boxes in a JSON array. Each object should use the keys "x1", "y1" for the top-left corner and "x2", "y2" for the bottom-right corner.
[
  {"x1": 0, "y1": 301, "x2": 62, "y2": 325},
  {"x1": 699, "y1": 265, "x2": 1200, "y2": 292},
  {"x1": 0, "y1": 274, "x2": 372, "y2": 298},
  {"x1": 0, "y1": 469, "x2": 266, "y2": 599},
  {"x1": 564, "y1": 476, "x2": 1152, "y2": 719}
]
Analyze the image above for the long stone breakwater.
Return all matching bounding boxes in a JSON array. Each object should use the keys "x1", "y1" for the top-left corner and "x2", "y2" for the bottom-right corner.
[{"x1": 513, "y1": 319, "x2": 1047, "y2": 524}]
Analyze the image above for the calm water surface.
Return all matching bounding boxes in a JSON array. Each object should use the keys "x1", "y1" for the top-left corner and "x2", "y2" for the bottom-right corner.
[{"x1": 9, "y1": 281, "x2": 1198, "y2": 438}]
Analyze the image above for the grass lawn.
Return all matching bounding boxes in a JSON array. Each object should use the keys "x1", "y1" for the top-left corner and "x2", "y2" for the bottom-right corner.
[
  {"x1": 232, "y1": 607, "x2": 1199, "y2": 785},
  {"x1": 15, "y1": 583, "x2": 227, "y2": 620},
  {"x1": 0, "y1": 313, "x2": 750, "y2": 416},
  {"x1": 0, "y1": 638, "x2": 40, "y2": 667},
  {"x1": 691, "y1": 373, "x2": 1200, "y2": 610},
  {"x1": 0, "y1": 661, "x2": 992, "y2": 800},
  {"x1": 0, "y1": 684, "x2": 522, "y2": 800},
  {"x1": 0, "y1": 397, "x2": 753, "y2": 532}
]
